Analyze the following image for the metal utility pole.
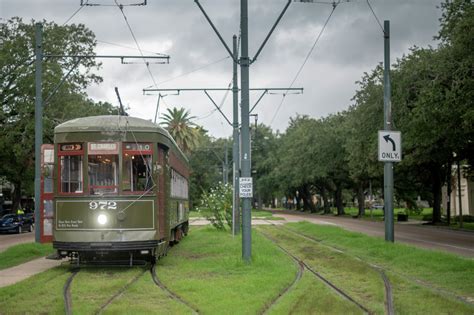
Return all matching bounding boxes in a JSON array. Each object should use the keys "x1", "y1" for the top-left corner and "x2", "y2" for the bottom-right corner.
[
  {"x1": 34, "y1": 23, "x2": 43, "y2": 243},
  {"x1": 224, "y1": 141, "x2": 229, "y2": 185},
  {"x1": 232, "y1": 35, "x2": 240, "y2": 236},
  {"x1": 195, "y1": 0, "x2": 293, "y2": 262},
  {"x1": 240, "y1": 0, "x2": 252, "y2": 261},
  {"x1": 383, "y1": 20, "x2": 394, "y2": 242}
]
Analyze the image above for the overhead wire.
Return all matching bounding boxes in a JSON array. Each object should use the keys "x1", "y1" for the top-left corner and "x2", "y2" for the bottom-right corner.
[
  {"x1": 114, "y1": 0, "x2": 159, "y2": 88},
  {"x1": 269, "y1": 1, "x2": 340, "y2": 126},
  {"x1": 97, "y1": 39, "x2": 168, "y2": 56},
  {"x1": 366, "y1": 0, "x2": 385, "y2": 35},
  {"x1": 62, "y1": 1, "x2": 88, "y2": 25}
]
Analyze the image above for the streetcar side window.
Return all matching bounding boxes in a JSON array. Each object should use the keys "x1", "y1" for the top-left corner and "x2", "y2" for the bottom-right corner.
[
  {"x1": 58, "y1": 143, "x2": 84, "y2": 194},
  {"x1": 122, "y1": 143, "x2": 153, "y2": 193},
  {"x1": 88, "y1": 143, "x2": 119, "y2": 196},
  {"x1": 60, "y1": 156, "x2": 83, "y2": 193}
]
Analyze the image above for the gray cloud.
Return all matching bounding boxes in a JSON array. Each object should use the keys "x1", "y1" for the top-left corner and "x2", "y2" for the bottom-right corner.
[{"x1": 1, "y1": 0, "x2": 444, "y2": 137}]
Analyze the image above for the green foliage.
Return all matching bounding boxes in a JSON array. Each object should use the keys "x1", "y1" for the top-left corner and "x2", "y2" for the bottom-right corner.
[
  {"x1": 200, "y1": 183, "x2": 233, "y2": 230},
  {"x1": 160, "y1": 107, "x2": 202, "y2": 154},
  {"x1": 0, "y1": 17, "x2": 117, "y2": 206}
]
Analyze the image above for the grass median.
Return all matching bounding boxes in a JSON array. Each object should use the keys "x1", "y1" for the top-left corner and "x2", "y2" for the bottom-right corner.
[
  {"x1": 0, "y1": 242, "x2": 53, "y2": 270},
  {"x1": 284, "y1": 222, "x2": 474, "y2": 304}
]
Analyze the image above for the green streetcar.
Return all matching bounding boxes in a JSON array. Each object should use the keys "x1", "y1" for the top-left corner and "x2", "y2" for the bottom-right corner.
[{"x1": 52, "y1": 115, "x2": 189, "y2": 264}]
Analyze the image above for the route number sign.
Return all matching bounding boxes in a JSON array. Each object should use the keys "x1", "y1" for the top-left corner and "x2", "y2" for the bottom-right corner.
[
  {"x1": 239, "y1": 177, "x2": 253, "y2": 198},
  {"x1": 378, "y1": 131, "x2": 402, "y2": 162}
]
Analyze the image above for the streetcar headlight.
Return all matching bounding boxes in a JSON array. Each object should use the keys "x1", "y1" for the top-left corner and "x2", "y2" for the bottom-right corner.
[{"x1": 97, "y1": 214, "x2": 108, "y2": 225}]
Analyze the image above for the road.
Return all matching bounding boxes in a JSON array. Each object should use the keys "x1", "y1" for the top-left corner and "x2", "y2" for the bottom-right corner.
[
  {"x1": 0, "y1": 231, "x2": 34, "y2": 252},
  {"x1": 269, "y1": 210, "x2": 474, "y2": 258}
]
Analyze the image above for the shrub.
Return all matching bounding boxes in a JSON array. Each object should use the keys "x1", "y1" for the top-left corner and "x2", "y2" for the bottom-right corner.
[{"x1": 200, "y1": 183, "x2": 233, "y2": 230}]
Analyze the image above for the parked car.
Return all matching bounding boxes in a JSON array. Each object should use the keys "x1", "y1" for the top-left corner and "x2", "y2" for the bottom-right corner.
[{"x1": 0, "y1": 214, "x2": 34, "y2": 234}]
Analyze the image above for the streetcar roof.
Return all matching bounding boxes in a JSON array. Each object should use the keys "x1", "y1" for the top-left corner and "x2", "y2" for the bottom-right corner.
[
  {"x1": 55, "y1": 115, "x2": 166, "y2": 133},
  {"x1": 54, "y1": 115, "x2": 187, "y2": 162}
]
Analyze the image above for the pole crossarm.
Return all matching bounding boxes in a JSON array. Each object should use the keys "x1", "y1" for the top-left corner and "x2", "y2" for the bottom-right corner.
[
  {"x1": 194, "y1": 0, "x2": 238, "y2": 64},
  {"x1": 204, "y1": 90, "x2": 233, "y2": 126},
  {"x1": 43, "y1": 54, "x2": 170, "y2": 64},
  {"x1": 249, "y1": 87, "x2": 303, "y2": 113},
  {"x1": 143, "y1": 87, "x2": 303, "y2": 93},
  {"x1": 252, "y1": 0, "x2": 292, "y2": 64}
]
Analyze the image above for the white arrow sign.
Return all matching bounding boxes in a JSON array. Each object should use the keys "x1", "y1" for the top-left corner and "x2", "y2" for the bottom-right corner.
[{"x1": 378, "y1": 130, "x2": 402, "y2": 162}]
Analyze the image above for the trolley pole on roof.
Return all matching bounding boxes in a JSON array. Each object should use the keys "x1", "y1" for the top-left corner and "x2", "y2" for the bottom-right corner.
[{"x1": 34, "y1": 23, "x2": 43, "y2": 243}]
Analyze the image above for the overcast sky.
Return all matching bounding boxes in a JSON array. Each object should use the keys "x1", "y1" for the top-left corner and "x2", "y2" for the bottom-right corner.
[{"x1": 1, "y1": 0, "x2": 443, "y2": 138}]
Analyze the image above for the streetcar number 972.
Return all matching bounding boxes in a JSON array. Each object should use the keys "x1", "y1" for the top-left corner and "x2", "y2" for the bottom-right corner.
[{"x1": 89, "y1": 201, "x2": 117, "y2": 210}]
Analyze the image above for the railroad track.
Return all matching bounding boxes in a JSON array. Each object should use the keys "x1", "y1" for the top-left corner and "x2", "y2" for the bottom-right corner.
[
  {"x1": 265, "y1": 222, "x2": 393, "y2": 315},
  {"x1": 63, "y1": 264, "x2": 199, "y2": 314},
  {"x1": 258, "y1": 228, "x2": 372, "y2": 314},
  {"x1": 270, "y1": 221, "x2": 474, "y2": 310},
  {"x1": 151, "y1": 264, "x2": 200, "y2": 314},
  {"x1": 260, "y1": 251, "x2": 304, "y2": 315}
]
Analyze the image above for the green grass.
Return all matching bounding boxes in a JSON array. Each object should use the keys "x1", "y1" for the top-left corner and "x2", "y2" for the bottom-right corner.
[
  {"x1": 259, "y1": 224, "x2": 474, "y2": 314},
  {"x1": 155, "y1": 226, "x2": 297, "y2": 314},
  {"x1": 333, "y1": 207, "x2": 433, "y2": 221},
  {"x1": 0, "y1": 266, "x2": 70, "y2": 313},
  {"x1": 285, "y1": 222, "x2": 474, "y2": 299},
  {"x1": 0, "y1": 227, "x2": 298, "y2": 314},
  {"x1": 259, "y1": 225, "x2": 386, "y2": 314},
  {"x1": 189, "y1": 208, "x2": 275, "y2": 219},
  {"x1": 0, "y1": 242, "x2": 53, "y2": 270},
  {"x1": 269, "y1": 271, "x2": 362, "y2": 315}
]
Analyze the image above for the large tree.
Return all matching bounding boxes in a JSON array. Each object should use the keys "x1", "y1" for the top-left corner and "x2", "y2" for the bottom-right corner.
[{"x1": 0, "y1": 18, "x2": 116, "y2": 208}]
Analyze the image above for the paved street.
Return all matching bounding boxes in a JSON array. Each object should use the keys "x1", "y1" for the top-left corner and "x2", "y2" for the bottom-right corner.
[{"x1": 269, "y1": 210, "x2": 474, "y2": 258}]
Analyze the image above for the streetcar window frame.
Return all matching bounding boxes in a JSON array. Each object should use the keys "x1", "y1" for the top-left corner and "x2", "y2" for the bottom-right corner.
[
  {"x1": 88, "y1": 142, "x2": 119, "y2": 196},
  {"x1": 122, "y1": 143, "x2": 154, "y2": 194},
  {"x1": 57, "y1": 143, "x2": 84, "y2": 195}
]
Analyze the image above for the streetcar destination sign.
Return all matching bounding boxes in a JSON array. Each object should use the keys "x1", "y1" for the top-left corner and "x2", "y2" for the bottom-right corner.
[
  {"x1": 378, "y1": 130, "x2": 402, "y2": 162},
  {"x1": 239, "y1": 177, "x2": 253, "y2": 198}
]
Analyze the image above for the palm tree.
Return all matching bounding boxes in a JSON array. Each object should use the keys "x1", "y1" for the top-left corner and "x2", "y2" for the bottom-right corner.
[{"x1": 160, "y1": 107, "x2": 201, "y2": 154}]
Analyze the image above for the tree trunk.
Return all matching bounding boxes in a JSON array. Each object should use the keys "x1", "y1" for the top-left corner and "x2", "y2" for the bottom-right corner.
[
  {"x1": 321, "y1": 186, "x2": 331, "y2": 214},
  {"x1": 335, "y1": 185, "x2": 345, "y2": 215},
  {"x1": 357, "y1": 182, "x2": 365, "y2": 217},
  {"x1": 431, "y1": 165, "x2": 442, "y2": 223},
  {"x1": 12, "y1": 181, "x2": 22, "y2": 211},
  {"x1": 295, "y1": 193, "x2": 301, "y2": 211}
]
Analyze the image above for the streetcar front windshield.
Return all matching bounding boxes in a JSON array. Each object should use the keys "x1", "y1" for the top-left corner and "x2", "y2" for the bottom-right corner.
[
  {"x1": 89, "y1": 155, "x2": 119, "y2": 195},
  {"x1": 88, "y1": 143, "x2": 119, "y2": 196}
]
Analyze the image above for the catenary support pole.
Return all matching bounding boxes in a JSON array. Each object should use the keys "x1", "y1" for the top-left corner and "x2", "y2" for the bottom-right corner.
[
  {"x1": 383, "y1": 20, "x2": 394, "y2": 242},
  {"x1": 34, "y1": 23, "x2": 43, "y2": 243},
  {"x1": 232, "y1": 35, "x2": 240, "y2": 236},
  {"x1": 241, "y1": 0, "x2": 252, "y2": 262}
]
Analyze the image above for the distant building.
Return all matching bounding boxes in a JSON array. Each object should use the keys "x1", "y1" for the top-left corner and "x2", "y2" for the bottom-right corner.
[{"x1": 442, "y1": 165, "x2": 474, "y2": 217}]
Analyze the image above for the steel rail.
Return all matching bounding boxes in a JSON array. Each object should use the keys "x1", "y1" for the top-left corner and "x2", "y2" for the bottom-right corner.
[
  {"x1": 95, "y1": 268, "x2": 148, "y2": 315},
  {"x1": 151, "y1": 264, "x2": 200, "y2": 314},
  {"x1": 63, "y1": 268, "x2": 80, "y2": 315},
  {"x1": 258, "y1": 226, "x2": 371, "y2": 314}
]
